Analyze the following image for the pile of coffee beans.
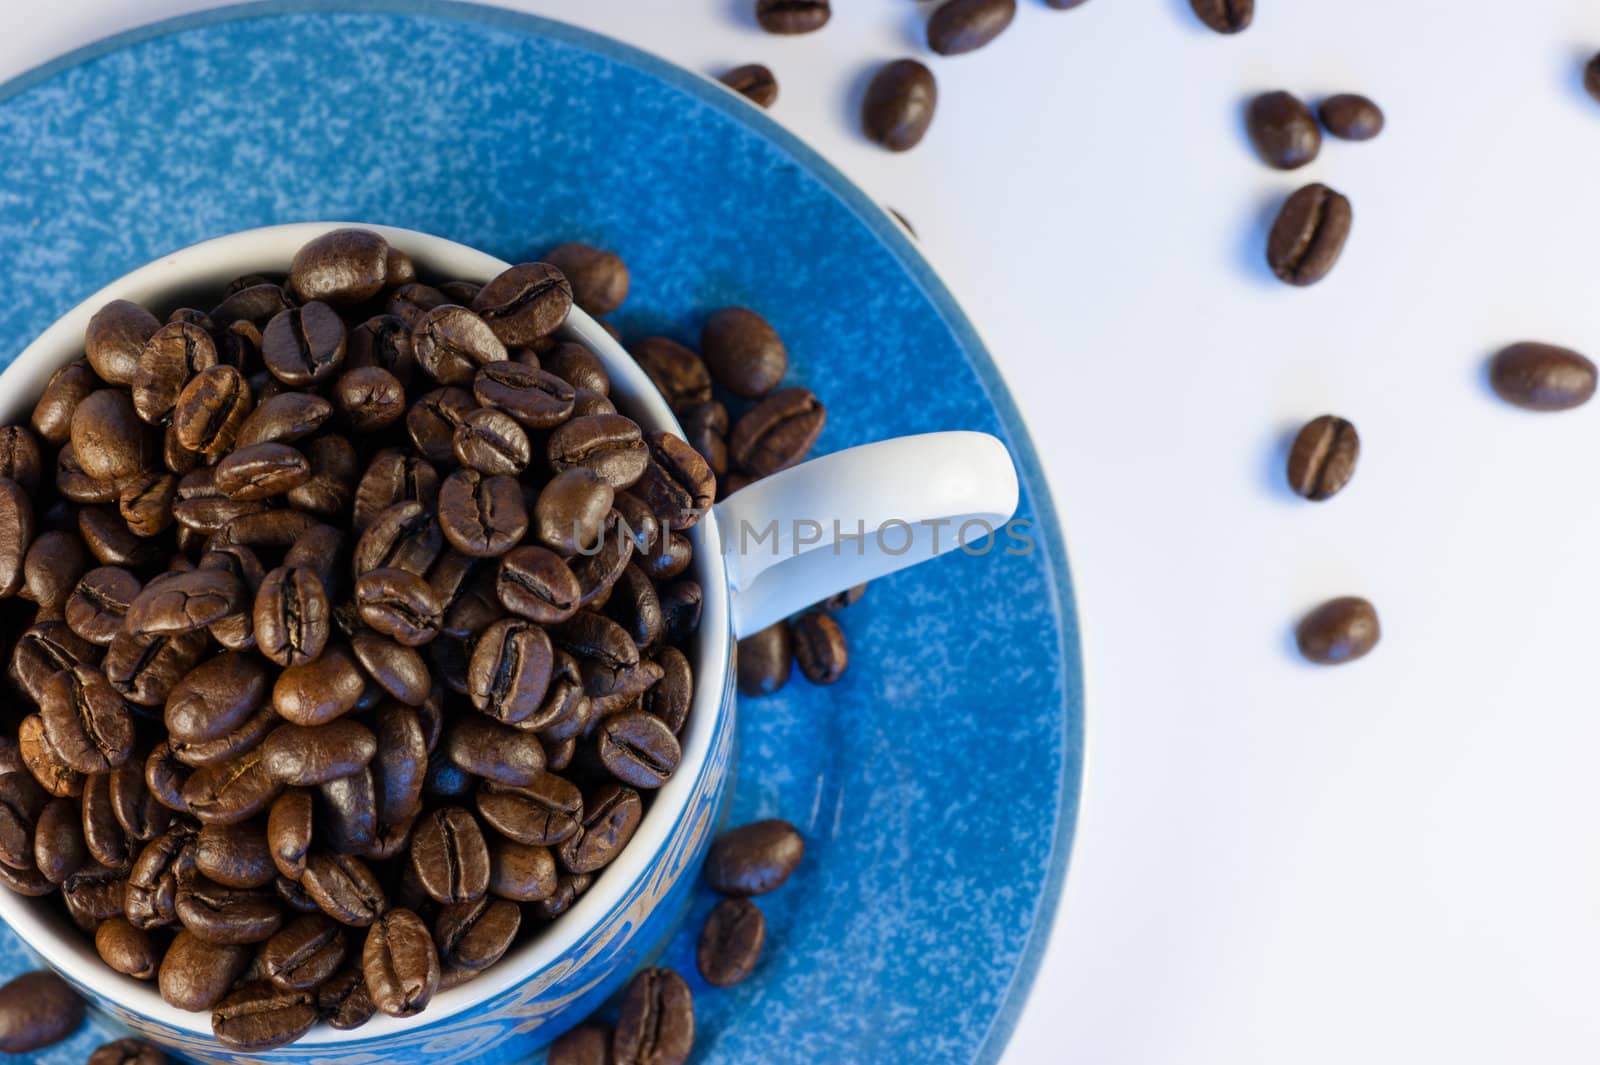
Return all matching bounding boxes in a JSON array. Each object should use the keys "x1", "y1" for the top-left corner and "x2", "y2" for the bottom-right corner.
[
  {"x1": 547, "y1": 817, "x2": 804, "y2": 1065},
  {"x1": 0, "y1": 227, "x2": 734, "y2": 1049}
]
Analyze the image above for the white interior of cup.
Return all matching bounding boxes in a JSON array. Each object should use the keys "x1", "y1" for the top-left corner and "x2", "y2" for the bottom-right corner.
[{"x1": 0, "y1": 223, "x2": 732, "y2": 1045}]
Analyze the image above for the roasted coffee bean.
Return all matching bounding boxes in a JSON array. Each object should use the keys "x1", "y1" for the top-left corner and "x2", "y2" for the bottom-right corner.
[
  {"x1": 1489, "y1": 342, "x2": 1596, "y2": 411},
  {"x1": 678, "y1": 400, "x2": 729, "y2": 477},
  {"x1": 270, "y1": 645, "x2": 363, "y2": 727},
  {"x1": 289, "y1": 229, "x2": 390, "y2": 306},
  {"x1": 12, "y1": 621, "x2": 100, "y2": 706},
  {"x1": 550, "y1": 1022, "x2": 614, "y2": 1065},
  {"x1": 543, "y1": 736, "x2": 578, "y2": 772},
  {"x1": 263, "y1": 303, "x2": 346, "y2": 387},
  {"x1": 0, "y1": 970, "x2": 84, "y2": 1052},
  {"x1": 643, "y1": 648, "x2": 693, "y2": 734},
  {"x1": 700, "y1": 308, "x2": 786, "y2": 398},
  {"x1": 332, "y1": 366, "x2": 407, "y2": 433},
  {"x1": 737, "y1": 622, "x2": 792, "y2": 696},
  {"x1": 790, "y1": 612, "x2": 846, "y2": 684},
  {"x1": 236, "y1": 392, "x2": 333, "y2": 448},
  {"x1": 214, "y1": 442, "x2": 310, "y2": 500},
  {"x1": 119, "y1": 470, "x2": 178, "y2": 536},
  {"x1": 634, "y1": 432, "x2": 714, "y2": 530},
  {"x1": 630, "y1": 337, "x2": 712, "y2": 409},
  {"x1": 705, "y1": 820, "x2": 804, "y2": 898},
  {"x1": 487, "y1": 837, "x2": 557, "y2": 902},
  {"x1": 87, "y1": 301, "x2": 161, "y2": 386},
  {"x1": 604, "y1": 564, "x2": 664, "y2": 650},
  {"x1": 22, "y1": 530, "x2": 89, "y2": 614},
  {"x1": 756, "y1": 0, "x2": 829, "y2": 33},
  {"x1": 598, "y1": 711, "x2": 681, "y2": 789},
  {"x1": 549, "y1": 414, "x2": 650, "y2": 489},
  {"x1": 530, "y1": 870, "x2": 591, "y2": 920},
  {"x1": 211, "y1": 282, "x2": 292, "y2": 329},
  {"x1": 613, "y1": 967, "x2": 694, "y2": 1065},
  {"x1": 0, "y1": 772, "x2": 48, "y2": 871},
  {"x1": 541, "y1": 244, "x2": 629, "y2": 317},
  {"x1": 473, "y1": 362, "x2": 576, "y2": 429},
  {"x1": 62, "y1": 860, "x2": 126, "y2": 919},
  {"x1": 928, "y1": 0, "x2": 1015, "y2": 54},
  {"x1": 660, "y1": 580, "x2": 704, "y2": 641},
  {"x1": 57, "y1": 444, "x2": 120, "y2": 504},
  {"x1": 0, "y1": 479, "x2": 32, "y2": 599},
  {"x1": 476, "y1": 775, "x2": 582, "y2": 846},
  {"x1": 318, "y1": 768, "x2": 379, "y2": 854},
  {"x1": 176, "y1": 875, "x2": 283, "y2": 944},
  {"x1": 254, "y1": 566, "x2": 331, "y2": 667},
  {"x1": 862, "y1": 59, "x2": 937, "y2": 151},
  {"x1": 33, "y1": 361, "x2": 98, "y2": 445},
  {"x1": 1287, "y1": 415, "x2": 1360, "y2": 500},
  {"x1": 211, "y1": 981, "x2": 317, "y2": 1050},
  {"x1": 262, "y1": 721, "x2": 377, "y2": 786},
  {"x1": 412, "y1": 305, "x2": 507, "y2": 386},
  {"x1": 719, "y1": 63, "x2": 778, "y2": 108},
  {"x1": 347, "y1": 315, "x2": 418, "y2": 387},
  {"x1": 212, "y1": 509, "x2": 319, "y2": 551},
  {"x1": 363, "y1": 908, "x2": 440, "y2": 1017},
  {"x1": 371, "y1": 704, "x2": 427, "y2": 826},
  {"x1": 385, "y1": 283, "x2": 448, "y2": 328},
  {"x1": 262, "y1": 913, "x2": 346, "y2": 990},
  {"x1": 95, "y1": 916, "x2": 159, "y2": 980},
  {"x1": 355, "y1": 568, "x2": 442, "y2": 646},
  {"x1": 196, "y1": 820, "x2": 276, "y2": 888},
  {"x1": 78, "y1": 506, "x2": 163, "y2": 569},
  {"x1": 730, "y1": 387, "x2": 824, "y2": 475},
  {"x1": 125, "y1": 568, "x2": 245, "y2": 635},
  {"x1": 315, "y1": 964, "x2": 376, "y2": 1030},
  {"x1": 160, "y1": 930, "x2": 251, "y2": 1010},
  {"x1": 165, "y1": 652, "x2": 268, "y2": 746},
  {"x1": 470, "y1": 263, "x2": 573, "y2": 348},
  {"x1": 82, "y1": 771, "x2": 133, "y2": 869},
  {"x1": 174, "y1": 365, "x2": 253, "y2": 456},
  {"x1": 106, "y1": 628, "x2": 209, "y2": 707},
  {"x1": 0, "y1": 425, "x2": 43, "y2": 492},
  {"x1": 1246, "y1": 91, "x2": 1321, "y2": 169},
  {"x1": 531, "y1": 652, "x2": 591, "y2": 740},
  {"x1": 408, "y1": 806, "x2": 490, "y2": 905},
  {"x1": 1319, "y1": 93, "x2": 1384, "y2": 140},
  {"x1": 557, "y1": 783, "x2": 642, "y2": 874},
  {"x1": 1190, "y1": 0, "x2": 1251, "y2": 33},
  {"x1": 108, "y1": 762, "x2": 171, "y2": 843},
  {"x1": 20, "y1": 712, "x2": 86, "y2": 798},
  {"x1": 88, "y1": 1038, "x2": 167, "y2": 1065},
  {"x1": 351, "y1": 633, "x2": 431, "y2": 706},
  {"x1": 438, "y1": 468, "x2": 528, "y2": 558},
  {"x1": 1267, "y1": 183, "x2": 1353, "y2": 286},
  {"x1": 405, "y1": 386, "x2": 476, "y2": 466},
  {"x1": 143, "y1": 743, "x2": 188, "y2": 814},
  {"x1": 568, "y1": 388, "x2": 614, "y2": 417},
  {"x1": 698, "y1": 897, "x2": 765, "y2": 987},
  {"x1": 72, "y1": 389, "x2": 151, "y2": 483},
  {"x1": 33, "y1": 795, "x2": 85, "y2": 883},
  {"x1": 135, "y1": 321, "x2": 218, "y2": 424},
  {"x1": 467, "y1": 618, "x2": 555, "y2": 724},
  {"x1": 184, "y1": 748, "x2": 283, "y2": 824},
  {"x1": 534, "y1": 467, "x2": 614, "y2": 555},
  {"x1": 355, "y1": 501, "x2": 444, "y2": 576},
  {"x1": 301, "y1": 850, "x2": 386, "y2": 926},
  {"x1": 435, "y1": 895, "x2": 521, "y2": 970},
  {"x1": 496, "y1": 545, "x2": 582, "y2": 624},
  {"x1": 353, "y1": 450, "x2": 440, "y2": 534},
  {"x1": 445, "y1": 712, "x2": 548, "y2": 785},
  {"x1": 1587, "y1": 55, "x2": 1600, "y2": 105},
  {"x1": 40, "y1": 665, "x2": 134, "y2": 774},
  {"x1": 67, "y1": 566, "x2": 141, "y2": 645},
  {"x1": 544, "y1": 342, "x2": 610, "y2": 396},
  {"x1": 125, "y1": 826, "x2": 193, "y2": 928},
  {"x1": 283, "y1": 435, "x2": 356, "y2": 517},
  {"x1": 267, "y1": 789, "x2": 314, "y2": 880},
  {"x1": 1296, "y1": 596, "x2": 1380, "y2": 665}
]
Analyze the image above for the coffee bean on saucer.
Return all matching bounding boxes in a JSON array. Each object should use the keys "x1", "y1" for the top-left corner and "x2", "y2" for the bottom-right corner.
[
  {"x1": 701, "y1": 307, "x2": 787, "y2": 399},
  {"x1": 1295, "y1": 596, "x2": 1380, "y2": 665},
  {"x1": 1286, "y1": 415, "x2": 1359, "y2": 501},
  {"x1": 549, "y1": 1022, "x2": 614, "y2": 1065},
  {"x1": 1246, "y1": 91, "x2": 1321, "y2": 169},
  {"x1": 1489, "y1": 342, "x2": 1596, "y2": 411},
  {"x1": 1267, "y1": 184, "x2": 1352, "y2": 286},
  {"x1": 928, "y1": 0, "x2": 1016, "y2": 56},
  {"x1": 791, "y1": 611, "x2": 849, "y2": 684},
  {"x1": 541, "y1": 244, "x2": 630, "y2": 317},
  {"x1": 0, "y1": 970, "x2": 83, "y2": 1052},
  {"x1": 88, "y1": 1038, "x2": 168, "y2": 1065},
  {"x1": 613, "y1": 968, "x2": 694, "y2": 1065},
  {"x1": 1319, "y1": 94, "x2": 1384, "y2": 140},
  {"x1": 862, "y1": 59, "x2": 938, "y2": 152},
  {"x1": 1587, "y1": 55, "x2": 1600, "y2": 104},
  {"x1": 737, "y1": 622, "x2": 792, "y2": 696},
  {"x1": 704, "y1": 819, "x2": 804, "y2": 896},
  {"x1": 1046, "y1": 0, "x2": 1092, "y2": 7},
  {"x1": 755, "y1": 0, "x2": 829, "y2": 34},
  {"x1": 719, "y1": 64, "x2": 778, "y2": 108},
  {"x1": 698, "y1": 897, "x2": 766, "y2": 987},
  {"x1": 1189, "y1": 0, "x2": 1251, "y2": 33}
]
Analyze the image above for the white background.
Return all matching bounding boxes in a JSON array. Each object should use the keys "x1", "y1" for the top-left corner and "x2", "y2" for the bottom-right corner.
[{"x1": 9, "y1": 1, "x2": 1600, "y2": 1062}]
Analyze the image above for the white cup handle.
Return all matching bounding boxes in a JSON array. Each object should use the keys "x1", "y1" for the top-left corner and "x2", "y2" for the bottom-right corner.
[{"x1": 712, "y1": 431, "x2": 1020, "y2": 639}]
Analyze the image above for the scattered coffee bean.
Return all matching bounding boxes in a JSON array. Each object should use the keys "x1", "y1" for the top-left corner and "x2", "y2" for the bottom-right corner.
[
  {"x1": 756, "y1": 0, "x2": 829, "y2": 34},
  {"x1": 1286, "y1": 415, "x2": 1359, "y2": 501},
  {"x1": 1266, "y1": 183, "x2": 1352, "y2": 286},
  {"x1": 791, "y1": 611, "x2": 849, "y2": 684},
  {"x1": 549, "y1": 1021, "x2": 614, "y2": 1065},
  {"x1": 698, "y1": 897, "x2": 766, "y2": 987},
  {"x1": 542, "y1": 244, "x2": 630, "y2": 317},
  {"x1": 701, "y1": 307, "x2": 788, "y2": 399},
  {"x1": 719, "y1": 64, "x2": 779, "y2": 108},
  {"x1": 737, "y1": 622, "x2": 793, "y2": 696},
  {"x1": 88, "y1": 1038, "x2": 167, "y2": 1065},
  {"x1": 1295, "y1": 596, "x2": 1380, "y2": 665},
  {"x1": 613, "y1": 967, "x2": 694, "y2": 1065},
  {"x1": 1246, "y1": 91, "x2": 1321, "y2": 169},
  {"x1": 1189, "y1": 0, "x2": 1251, "y2": 34},
  {"x1": 1319, "y1": 93, "x2": 1384, "y2": 140},
  {"x1": 705, "y1": 819, "x2": 805, "y2": 896},
  {"x1": 862, "y1": 59, "x2": 938, "y2": 152},
  {"x1": 0, "y1": 969, "x2": 84, "y2": 1052},
  {"x1": 1489, "y1": 342, "x2": 1596, "y2": 411},
  {"x1": 928, "y1": 0, "x2": 1016, "y2": 56}
]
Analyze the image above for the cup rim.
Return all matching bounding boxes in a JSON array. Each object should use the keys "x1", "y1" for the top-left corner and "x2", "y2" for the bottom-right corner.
[{"x1": 0, "y1": 222, "x2": 732, "y2": 1046}]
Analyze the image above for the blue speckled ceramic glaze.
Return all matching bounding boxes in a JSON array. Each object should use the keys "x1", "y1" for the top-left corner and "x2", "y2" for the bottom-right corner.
[{"x1": 0, "y1": 4, "x2": 1084, "y2": 1064}]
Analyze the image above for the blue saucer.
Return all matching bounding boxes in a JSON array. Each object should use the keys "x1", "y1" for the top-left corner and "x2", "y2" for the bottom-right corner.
[{"x1": 0, "y1": 4, "x2": 1083, "y2": 1063}]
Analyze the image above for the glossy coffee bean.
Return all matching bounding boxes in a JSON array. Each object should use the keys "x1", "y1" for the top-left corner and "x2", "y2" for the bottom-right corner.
[
  {"x1": 183, "y1": 748, "x2": 283, "y2": 825},
  {"x1": 40, "y1": 665, "x2": 134, "y2": 774},
  {"x1": 550, "y1": 1022, "x2": 614, "y2": 1065},
  {"x1": 350, "y1": 633, "x2": 431, "y2": 707},
  {"x1": 756, "y1": 0, "x2": 828, "y2": 33},
  {"x1": 1286, "y1": 415, "x2": 1359, "y2": 500},
  {"x1": 66, "y1": 566, "x2": 140, "y2": 645},
  {"x1": 630, "y1": 337, "x2": 712, "y2": 409},
  {"x1": 125, "y1": 569, "x2": 245, "y2": 635},
  {"x1": 262, "y1": 912, "x2": 346, "y2": 990},
  {"x1": 496, "y1": 545, "x2": 582, "y2": 624},
  {"x1": 126, "y1": 826, "x2": 195, "y2": 929},
  {"x1": 72, "y1": 389, "x2": 152, "y2": 483},
  {"x1": 466, "y1": 618, "x2": 555, "y2": 724},
  {"x1": 659, "y1": 581, "x2": 704, "y2": 644},
  {"x1": 355, "y1": 501, "x2": 444, "y2": 576},
  {"x1": 700, "y1": 307, "x2": 786, "y2": 398},
  {"x1": 363, "y1": 908, "x2": 440, "y2": 1018},
  {"x1": 86, "y1": 301, "x2": 161, "y2": 387},
  {"x1": 438, "y1": 468, "x2": 528, "y2": 558},
  {"x1": 263, "y1": 302, "x2": 346, "y2": 386},
  {"x1": 1246, "y1": 91, "x2": 1321, "y2": 169},
  {"x1": 61, "y1": 860, "x2": 125, "y2": 918},
  {"x1": 159, "y1": 930, "x2": 251, "y2": 1010},
  {"x1": 87, "y1": 1038, "x2": 168, "y2": 1065},
  {"x1": 1190, "y1": 0, "x2": 1251, "y2": 33},
  {"x1": 288, "y1": 229, "x2": 390, "y2": 306},
  {"x1": 301, "y1": 851, "x2": 387, "y2": 926},
  {"x1": 1489, "y1": 342, "x2": 1596, "y2": 411},
  {"x1": 407, "y1": 806, "x2": 491, "y2": 905},
  {"x1": 95, "y1": 916, "x2": 159, "y2": 980},
  {"x1": 603, "y1": 563, "x2": 665, "y2": 650},
  {"x1": 236, "y1": 392, "x2": 333, "y2": 448},
  {"x1": 82, "y1": 770, "x2": 133, "y2": 869},
  {"x1": 644, "y1": 649, "x2": 693, "y2": 736},
  {"x1": 473, "y1": 361, "x2": 576, "y2": 429},
  {"x1": 792, "y1": 611, "x2": 848, "y2": 684},
  {"x1": 729, "y1": 386, "x2": 824, "y2": 475},
  {"x1": 142, "y1": 743, "x2": 188, "y2": 814},
  {"x1": 737, "y1": 622, "x2": 792, "y2": 696},
  {"x1": 557, "y1": 783, "x2": 642, "y2": 875},
  {"x1": 354, "y1": 567, "x2": 442, "y2": 646},
  {"x1": 0, "y1": 425, "x2": 44, "y2": 492},
  {"x1": 1319, "y1": 93, "x2": 1384, "y2": 140},
  {"x1": 613, "y1": 967, "x2": 694, "y2": 1065},
  {"x1": 267, "y1": 788, "x2": 314, "y2": 881},
  {"x1": 262, "y1": 721, "x2": 377, "y2": 787},
  {"x1": 20, "y1": 712, "x2": 86, "y2": 799},
  {"x1": 543, "y1": 342, "x2": 610, "y2": 396},
  {"x1": 269, "y1": 644, "x2": 364, "y2": 727},
  {"x1": 211, "y1": 981, "x2": 317, "y2": 1050},
  {"x1": 487, "y1": 837, "x2": 558, "y2": 902},
  {"x1": 33, "y1": 361, "x2": 98, "y2": 445},
  {"x1": 134, "y1": 320, "x2": 217, "y2": 424},
  {"x1": 444, "y1": 711, "x2": 548, "y2": 786},
  {"x1": 78, "y1": 506, "x2": 162, "y2": 569},
  {"x1": 195, "y1": 820, "x2": 276, "y2": 888},
  {"x1": 542, "y1": 244, "x2": 629, "y2": 316},
  {"x1": 412, "y1": 305, "x2": 507, "y2": 386},
  {"x1": 254, "y1": 566, "x2": 331, "y2": 667},
  {"x1": 214, "y1": 442, "x2": 310, "y2": 500},
  {"x1": 1295, "y1": 596, "x2": 1380, "y2": 665},
  {"x1": 720, "y1": 63, "x2": 778, "y2": 108},
  {"x1": 315, "y1": 964, "x2": 377, "y2": 1030},
  {"x1": 704, "y1": 819, "x2": 804, "y2": 896},
  {"x1": 435, "y1": 895, "x2": 521, "y2": 971},
  {"x1": 476, "y1": 775, "x2": 583, "y2": 846},
  {"x1": 33, "y1": 795, "x2": 86, "y2": 884},
  {"x1": 698, "y1": 897, "x2": 765, "y2": 987},
  {"x1": 598, "y1": 711, "x2": 681, "y2": 788},
  {"x1": 164, "y1": 652, "x2": 268, "y2": 747},
  {"x1": 1267, "y1": 183, "x2": 1353, "y2": 286},
  {"x1": 928, "y1": 0, "x2": 1015, "y2": 55},
  {"x1": 318, "y1": 768, "x2": 379, "y2": 854},
  {"x1": 174, "y1": 365, "x2": 253, "y2": 456},
  {"x1": 534, "y1": 467, "x2": 614, "y2": 556},
  {"x1": 119, "y1": 470, "x2": 178, "y2": 537},
  {"x1": 175, "y1": 875, "x2": 283, "y2": 944},
  {"x1": 472, "y1": 263, "x2": 573, "y2": 347},
  {"x1": 634, "y1": 431, "x2": 714, "y2": 530},
  {"x1": 0, "y1": 970, "x2": 85, "y2": 1052},
  {"x1": 22, "y1": 530, "x2": 88, "y2": 614},
  {"x1": 862, "y1": 59, "x2": 937, "y2": 151}
]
